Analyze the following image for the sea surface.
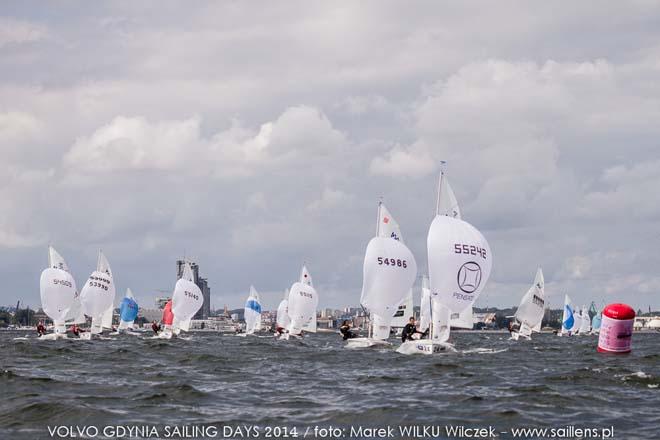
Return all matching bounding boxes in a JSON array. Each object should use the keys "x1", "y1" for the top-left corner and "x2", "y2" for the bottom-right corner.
[{"x1": 0, "y1": 330, "x2": 658, "y2": 440}]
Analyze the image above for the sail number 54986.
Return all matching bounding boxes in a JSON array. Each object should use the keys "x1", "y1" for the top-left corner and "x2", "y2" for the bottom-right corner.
[{"x1": 377, "y1": 257, "x2": 408, "y2": 268}]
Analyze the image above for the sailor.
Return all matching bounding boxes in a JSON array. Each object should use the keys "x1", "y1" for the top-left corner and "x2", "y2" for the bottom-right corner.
[
  {"x1": 274, "y1": 326, "x2": 285, "y2": 337},
  {"x1": 71, "y1": 323, "x2": 84, "y2": 337},
  {"x1": 339, "y1": 320, "x2": 356, "y2": 340},
  {"x1": 401, "y1": 317, "x2": 422, "y2": 342},
  {"x1": 151, "y1": 320, "x2": 161, "y2": 334},
  {"x1": 36, "y1": 321, "x2": 46, "y2": 337},
  {"x1": 507, "y1": 321, "x2": 514, "y2": 334}
]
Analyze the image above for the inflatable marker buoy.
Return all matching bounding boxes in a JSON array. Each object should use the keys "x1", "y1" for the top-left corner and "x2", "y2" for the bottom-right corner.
[{"x1": 597, "y1": 303, "x2": 635, "y2": 354}]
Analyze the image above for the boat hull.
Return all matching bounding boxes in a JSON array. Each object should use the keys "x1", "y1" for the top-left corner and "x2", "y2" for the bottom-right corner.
[
  {"x1": 345, "y1": 337, "x2": 392, "y2": 349},
  {"x1": 396, "y1": 340, "x2": 455, "y2": 355}
]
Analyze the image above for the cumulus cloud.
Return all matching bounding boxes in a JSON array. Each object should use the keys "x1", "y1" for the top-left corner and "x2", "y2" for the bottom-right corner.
[{"x1": 0, "y1": 18, "x2": 46, "y2": 48}]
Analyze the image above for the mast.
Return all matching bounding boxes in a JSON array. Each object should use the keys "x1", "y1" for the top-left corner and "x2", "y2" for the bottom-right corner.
[
  {"x1": 435, "y1": 161, "x2": 447, "y2": 216},
  {"x1": 375, "y1": 199, "x2": 382, "y2": 236}
]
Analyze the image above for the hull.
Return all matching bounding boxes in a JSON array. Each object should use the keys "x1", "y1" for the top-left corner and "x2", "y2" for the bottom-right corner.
[
  {"x1": 396, "y1": 340, "x2": 455, "y2": 355},
  {"x1": 345, "y1": 337, "x2": 392, "y2": 349},
  {"x1": 39, "y1": 333, "x2": 68, "y2": 341}
]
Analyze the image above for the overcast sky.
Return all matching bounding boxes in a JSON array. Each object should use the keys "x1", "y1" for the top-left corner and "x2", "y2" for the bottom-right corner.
[{"x1": 2, "y1": 2, "x2": 659, "y2": 312}]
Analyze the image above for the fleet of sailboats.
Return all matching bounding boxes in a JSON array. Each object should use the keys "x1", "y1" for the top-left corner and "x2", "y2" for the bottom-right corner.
[{"x1": 33, "y1": 164, "x2": 603, "y2": 349}]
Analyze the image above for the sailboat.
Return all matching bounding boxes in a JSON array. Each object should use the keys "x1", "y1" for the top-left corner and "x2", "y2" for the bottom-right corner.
[
  {"x1": 572, "y1": 307, "x2": 584, "y2": 335},
  {"x1": 80, "y1": 250, "x2": 116, "y2": 337},
  {"x1": 397, "y1": 167, "x2": 492, "y2": 355},
  {"x1": 275, "y1": 289, "x2": 290, "y2": 337},
  {"x1": 560, "y1": 294, "x2": 574, "y2": 336},
  {"x1": 285, "y1": 265, "x2": 319, "y2": 338},
  {"x1": 243, "y1": 285, "x2": 262, "y2": 336},
  {"x1": 118, "y1": 288, "x2": 139, "y2": 331},
  {"x1": 578, "y1": 305, "x2": 591, "y2": 334},
  {"x1": 159, "y1": 261, "x2": 203, "y2": 338},
  {"x1": 511, "y1": 267, "x2": 545, "y2": 340},
  {"x1": 590, "y1": 303, "x2": 602, "y2": 335},
  {"x1": 347, "y1": 202, "x2": 417, "y2": 348},
  {"x1": 39, "y1": 246, "x2": 79, "y2": 340}
]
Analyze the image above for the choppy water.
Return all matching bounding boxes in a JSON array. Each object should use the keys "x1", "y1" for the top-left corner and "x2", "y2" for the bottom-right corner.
[{"x1": 0, "y1": 331, "x2": 658, "y2": 440}]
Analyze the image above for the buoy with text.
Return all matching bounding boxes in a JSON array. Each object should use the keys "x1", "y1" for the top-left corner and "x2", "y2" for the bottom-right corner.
[{"x1": 597, "y1": 303, "x2": 635, "y2": 354}]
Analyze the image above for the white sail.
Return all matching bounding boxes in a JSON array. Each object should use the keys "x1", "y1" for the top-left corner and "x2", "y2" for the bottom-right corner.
[
  {"x1": 572, "y1": 309, "x2": 583, "y2": 334},
  {"x1": 299, "y1": 265, "x2": 313, "y2": 287},
  {"x1": 431, "y1": 298, "x2": 451, "y2": 343},
  {"x1": 286, "y1": 281, "x2": 318, "y2": 335},
  {"x1": 244, "y1": 285, "x2": 262, "y2": 335},
  {"x1": 419, "y1": 276, "x2": 431, "y2": 333},
  {"x1": 561, "y1": 294, "x2": 574, "y2": 335},
  {"x1": 436, "y1": 171, "x2": 461, "y2": 219},
  {"x1": 360, "y1": 236, "x2": 417, "y2": 320},
  {"x1": 579, "y1": 306, "x2": 591, "y2": 334},
  {"x1": 378, "y1": 203, "x2": 404, "y2": 242},
  {"x1": 171, "y1": 262, "x2": 203, "y2": 329},
  {"x1": 370, "y1": 313, "x2": 391, "y2": 340},
  {"x1": 80, "y1": 250, "x2": 116, "y2": 334},
  {"x1": 40, "y1": 247, "x2": 78, "y2": 333},
  {"x1": 427, "y1": 214, "x2": 492, "y2": 314},
  {"x1": 450, "y1": 306, "x2": 474, "y2": 329},
  {"x1": 514, "y1": 267, "x2": 545, "y2": 335},
  {"x1": 101, "y1": 304, "x2": 113, "y2": 329},
  {"x1": 276, "y1": 299, "x2": 290, "y2": 330},
  {"x1": 390, "y1": 290, "x2": 414, "y2": 328}
]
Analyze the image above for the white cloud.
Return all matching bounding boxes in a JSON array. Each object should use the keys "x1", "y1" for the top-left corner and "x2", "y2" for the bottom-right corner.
[{"x1": 0, "y1": 18, "x2": 46, "y2": 48}]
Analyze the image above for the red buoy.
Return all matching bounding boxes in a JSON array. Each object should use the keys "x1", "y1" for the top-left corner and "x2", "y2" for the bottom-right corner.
[{"x1": 597, "y1": 303, "x2": 635, "y2": 354}]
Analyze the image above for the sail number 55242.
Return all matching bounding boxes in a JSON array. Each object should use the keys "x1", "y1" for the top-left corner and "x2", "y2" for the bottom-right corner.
[
  {"x1": 377, "y1": 257, "x2": 408, "y2": 268},
  {"x1": 454, "y1": 244, "x2": 487, "y2": 259}
]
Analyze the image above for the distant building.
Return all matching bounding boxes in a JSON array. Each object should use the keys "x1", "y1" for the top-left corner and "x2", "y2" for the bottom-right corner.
[
  {"x1": 176, "y1": 260, "x2": 211, "y2": 320},
  {"x1": 155, "y1": 297, "x2": 170, "y2": 310}
]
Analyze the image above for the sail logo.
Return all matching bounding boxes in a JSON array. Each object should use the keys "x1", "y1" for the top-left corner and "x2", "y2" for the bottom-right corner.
[{"x1": 456, "y1": 262, "x2": 481, "y2": 294}]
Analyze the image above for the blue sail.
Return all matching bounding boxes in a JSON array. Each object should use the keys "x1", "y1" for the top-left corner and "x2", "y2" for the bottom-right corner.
[
  {"x1": 119, "y1": 297, "x2": 138, "y2": 322},
  {"x1": 591, "y1": 313, "x2": 602, "y2": 330},
  {"x1": 562, "y1": 305, "x2": 574, "y2": 330},
  {"x1": 246, "y1": 299, "x2": 262, "y2": 314}
]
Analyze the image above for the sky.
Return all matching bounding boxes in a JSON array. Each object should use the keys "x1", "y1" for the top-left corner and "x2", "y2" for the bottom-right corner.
[{"x1": 1, "y1": 1, "x2": 659, "y2": 312}]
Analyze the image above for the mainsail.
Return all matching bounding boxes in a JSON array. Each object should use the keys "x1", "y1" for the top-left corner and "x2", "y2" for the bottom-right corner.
[
  {"x1": 513, "y1": 267, "x2": 545, "y2": 338},
  {"x1": 40, "y1": 246, "x2": 78, "y2": 334},
  {"x1": 579, "y1": 306, "x2": 591, "y2": 334},
  {"x1": 80, "y1": 250, "x2": 116, "y2": 334},
  {"x1": 276, "y1": 288, "x2": 291, "y2": 330},
  {"x1": 244, "y1": 285, "x2": 262, "y2": 335},
  {"x1": 419, "y1": 275, "x2": 431, "y2": 333}
]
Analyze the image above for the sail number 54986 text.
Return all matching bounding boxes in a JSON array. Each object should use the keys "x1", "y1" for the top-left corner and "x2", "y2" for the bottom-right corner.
[{"x1": 377, "y1": 257, "x2": 408, "y2": 268}]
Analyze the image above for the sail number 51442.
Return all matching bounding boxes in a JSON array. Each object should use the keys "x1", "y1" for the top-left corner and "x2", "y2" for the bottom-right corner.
[{"x1": 377, "y1": 257, "x2": 408, "y2": 268}]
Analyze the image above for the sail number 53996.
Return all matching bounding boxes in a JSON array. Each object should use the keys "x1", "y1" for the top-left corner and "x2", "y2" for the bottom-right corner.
[{"x1": 377, "y1": 257, "x2": 408, "y2": 268}]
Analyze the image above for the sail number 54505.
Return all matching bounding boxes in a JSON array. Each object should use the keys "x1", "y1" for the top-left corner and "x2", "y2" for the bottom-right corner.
[
  {"x1": 454, "y1": 244, "x2": 487, "y2": 259},
  {"x1": 377, "y1": 257, "x2": 408, "y2": 268}
]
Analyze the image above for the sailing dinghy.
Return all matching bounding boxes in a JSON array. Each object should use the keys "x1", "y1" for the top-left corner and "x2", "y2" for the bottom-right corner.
[
  {"x1": 275, "y1": 289, "x2": 291, "y2": 338},
  {"x1": 578, "y1": 306, "x2": 591, "y2": 334},
  {"x1": 243, "y1": 285, "x2": 262, "y2": 336},
  {"x1": 160, "y1": 261, "x2": 203, "y2": 339},
  {"x1": 397, "y1": 168, "x2": 492, "y2": 355},
  {"x1": 284, "y1": 265, "x2": 319, "y2": 339},
  {"x1": 39, "y1": 246, "x2": 78, "y2": 340},
  {"x1": 79, "y1": 251, "x2": 116, "y2": 338},
  {"x1": 511, "y1": 267, "x2": 545, "y2": 341},
  {"x1": 559, "y1": 295, "x2": 575, "y2": 336},
  {"x1": 347, "y1": 202, "x2": 417, "y2": 349}
]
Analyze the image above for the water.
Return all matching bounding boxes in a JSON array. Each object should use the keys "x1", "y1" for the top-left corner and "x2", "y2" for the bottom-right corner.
[{"x1": 1, "y1": 331, "x2": 658, "y2": 439}]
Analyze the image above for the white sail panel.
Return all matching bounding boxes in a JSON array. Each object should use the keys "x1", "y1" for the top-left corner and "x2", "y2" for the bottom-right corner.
[
  {"x1": 286, "y1": 282, "x2": 318, "y2": 335},
  {"x1": 299, "y1": 265, "x2": 313, "y2": 287},
  {"x1": 171, "y1": 275, "x2": 203, "y2": 325},
  {"x1": 48, "y1": 246, "x2": 70, "y2": 272},
  {"x1": 360, "y1": 236, "x2": 417, "y2": 319},
  {"x1": 276, "y1": 299, "x2": 290, "y2": 329},
  {"x1": 427, "y1": 215, "x2": 492, "y2": 313},
  {"x1": 450, "y1": 306, "x2": 474, "y2": 329},
  {"x1": 370, "y1": 313, "x2": 391, "y2": 340},
  {"x1": 101, "y1": 304, "x2": 113, "y2": 329},
  {"x1": 579, "y1": 306, "x2": 591, "y2": 334},
  {"x1": 390, "y1": 290, "x2": 414, "y2": 327},
  {"x1": 40, "y1": 268, "x2": 77, "y2": 325},
  {"x1": 378, "y1": 203, "x2": 404, "y2": 242},
  {"x1": 514, "y1": 267, "x2": 545, "y2": 332},
  {"x1": 419, "y1": 276, "x2": 431, "y2": 333},
  {"x1": 437, "y1": 172, "x2": 461, "y2": 219},
  {"x1": 431, "y1": 298, "x2": 450, "y2": 343}
]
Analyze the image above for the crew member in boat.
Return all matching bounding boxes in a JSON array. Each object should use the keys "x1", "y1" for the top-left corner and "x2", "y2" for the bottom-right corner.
[
  {"x1": 70, "y1": 323, "x2": 85, "y2": 337},
  {"x1": 339, "y1": 320, "x2": 356, "y2": 340},
  {"x1": 36, "y1": 321, "x2": 46, "y2": 337},
  {"x1": 401, "y1": 317, "x2": 423, "y2": 342},
  {"x1": 274, "y1": 326, "x2": 285, "y2": 337},
  {"x1": 151, "y1": 320, "x2": 161, "y2": 334},
  {"x1": 507, "y1": 321, "x2": 514, "y2": 334}
]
